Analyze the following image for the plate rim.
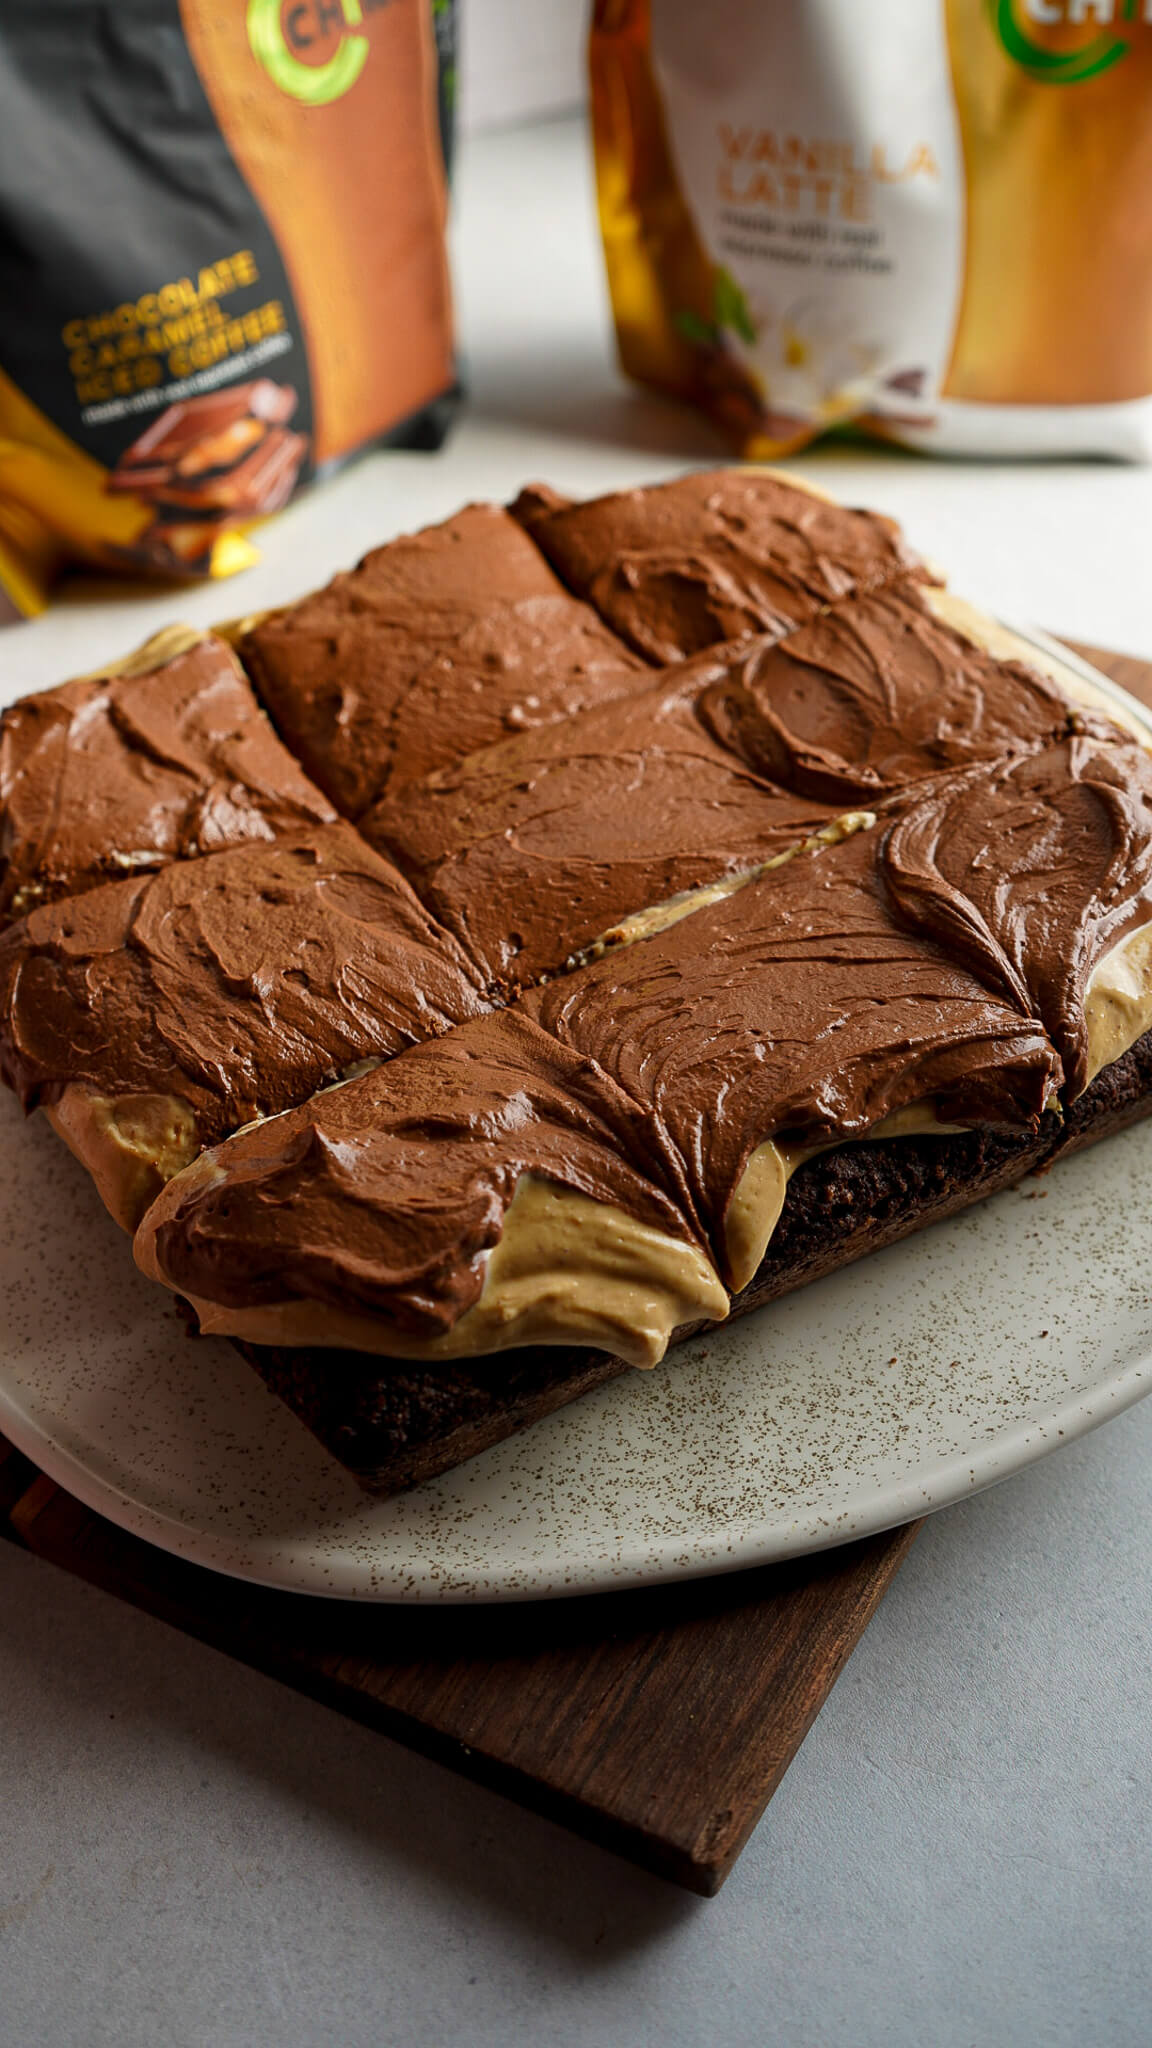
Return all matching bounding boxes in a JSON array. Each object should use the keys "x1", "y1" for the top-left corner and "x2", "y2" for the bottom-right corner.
[{"x1": 1, "y1": 1317, "x2": 1148, "y2": 1604}]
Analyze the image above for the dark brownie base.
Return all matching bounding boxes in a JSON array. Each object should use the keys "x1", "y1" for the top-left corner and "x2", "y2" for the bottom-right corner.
[{"x1": 234, "y1": 1029, "x2": 1152, "y2": 1496}]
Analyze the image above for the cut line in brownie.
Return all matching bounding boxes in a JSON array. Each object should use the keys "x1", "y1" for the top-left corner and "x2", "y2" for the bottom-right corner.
[{"x1": 365, "y1": 646, "x2": 837, "y2": 991}]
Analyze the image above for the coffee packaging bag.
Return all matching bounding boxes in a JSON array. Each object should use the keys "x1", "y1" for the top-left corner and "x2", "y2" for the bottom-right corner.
[
  {"x1": 0, "y1": 0, "x2": 457, "y2": 620},
  {"x1": 591, "y1": 0, "x2": 1152, "y2": 460}
]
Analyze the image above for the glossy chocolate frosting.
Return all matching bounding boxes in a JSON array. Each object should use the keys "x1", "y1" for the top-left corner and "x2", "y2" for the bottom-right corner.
[
  {"x1": 0, "y1": 821, "x2": 488, "y2": 1143},
  {"x1": 364, "y1": 578, "x2": 1104, "y2": 991},
  {"x1": 240, "y1": 503, "x2": 647, "y2": 817},
  {"x1": 883, "y1": 737, "x2": 1152, "y2": 1099},
  {"x1": 700, "y1": 582, "x2": 1095, "y2": 805},
  {"x1": 140, "y1": 1007, "x2": 702, "y2": 1332},
  {"x1": 0, "y1": 631, "x2": 335, "y2": 926},
  {"x1": 511, "y1": 471, "x2": 926, "y2": 663},
  {"x1": 365, "y1": 651, "x2": 832, "y2": 989},
  {"x1": 524, "y1": 828, "x2": 1062, "y2": 1280}
]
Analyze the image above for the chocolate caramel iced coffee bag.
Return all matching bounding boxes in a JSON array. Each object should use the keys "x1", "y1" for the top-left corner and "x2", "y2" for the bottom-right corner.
[
  {"x1": 0, "y1": 0, "x2": 456, "y2": 620},
  {"x1": 590, "y1": 0, "x2": 1152, "y2": 459}
]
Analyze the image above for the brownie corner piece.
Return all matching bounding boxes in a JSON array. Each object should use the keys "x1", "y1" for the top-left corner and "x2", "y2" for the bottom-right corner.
[{"x1": 0, "y1": 627, "x2": 333, "y2": 925}]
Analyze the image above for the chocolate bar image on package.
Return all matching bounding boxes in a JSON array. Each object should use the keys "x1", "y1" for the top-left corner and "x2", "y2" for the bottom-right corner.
[
  {"x1": 107, "y1": 380, "x2": 299, "y2": 497},
  {"x1": 4, "y1": 469, "x2": 1152, "y2": 1500}
]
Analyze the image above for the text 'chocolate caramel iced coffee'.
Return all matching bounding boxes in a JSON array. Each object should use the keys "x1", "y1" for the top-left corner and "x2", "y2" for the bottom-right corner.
[{"x1": 0, "y1": 0, "x2": 458, "y2": 620}]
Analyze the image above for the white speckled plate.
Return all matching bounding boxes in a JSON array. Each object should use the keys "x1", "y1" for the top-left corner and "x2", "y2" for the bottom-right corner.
[{"x1": 1, "y1": 1090, "x2": 1150, "y2": 1601}]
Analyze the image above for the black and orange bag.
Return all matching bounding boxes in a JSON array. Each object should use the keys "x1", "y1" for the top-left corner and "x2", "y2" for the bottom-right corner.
[{"x1": 0, "y1": 0, "x2": 457, "y2": 620}]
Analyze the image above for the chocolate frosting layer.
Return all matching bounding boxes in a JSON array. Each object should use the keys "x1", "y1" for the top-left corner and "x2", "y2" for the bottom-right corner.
[
  {"x1": 0, "y1": 821, "x2": 488, "y2": 1144},
  {"x1": 883, "y1": 737, "x2": 1152, "y2": 1099},
  {"x1": 511, "y1": 471, "x2": 926, "y2": 663},
  {"x1": 0, "y1": 632, "x2": 335, "y2": 926},
  {"x1": 524, "y1": 829, "x2": 1061, "y2": 1280},
  {"x1": 140, "y1": 1008, "x2": 701, "y2": 1333},
  {"x1": 143, "y1": 827, "x2": 1063, "y2": 1324},
  {"x1": 700, "y1": 582, "x2": 1093, "y2": 804},
  {"x1": 240, "y1": 503, "x2": 647, "y2": 817},
  {"x1": 365, "y1": 651, "x2": 832, "y2": 988}
]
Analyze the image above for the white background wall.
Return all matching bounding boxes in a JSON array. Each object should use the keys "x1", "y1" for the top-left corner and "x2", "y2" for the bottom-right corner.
[{"x1": 458, "y1": 0, "x2": 586, "y2": 131}]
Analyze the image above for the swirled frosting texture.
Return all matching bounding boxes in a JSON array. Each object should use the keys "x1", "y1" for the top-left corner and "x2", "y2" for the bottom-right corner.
[
  {"x1": 366, "y1": 577, "x2": 1104, "y2": 993},
  {"x1": 0, "y1": 632, "x2": 335, "y2": 926},
  {"x1": 138, "y1": 1008, "x2": 703, "y2": 1333},
  {"x1": 366, "y1": 650, "x2": 831, "y2": 989},
  {"x1": 525, "y1": 829, "x2": 1061, "y2": 1281},
  {"x1": 699, "y1": 583, "x2": 1098, "y2": 804},
  {"x1": 883, "y1": 738, "x2": 1152, "y2": 1099},
  {"x1": 511, "y1": 470, "x2": 927, "y2": 663},
  {"x1": 0, "y1": 821, "x2": 489, "y2": 1143},
  {"x1": 240, "y1": 503, "x2": 648, "y2": 817}
]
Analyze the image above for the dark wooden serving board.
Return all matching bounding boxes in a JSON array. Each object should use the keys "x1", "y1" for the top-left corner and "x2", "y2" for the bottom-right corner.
[{"x1": 1, "y1": 639, "x2": 1146, "y2": 1897}]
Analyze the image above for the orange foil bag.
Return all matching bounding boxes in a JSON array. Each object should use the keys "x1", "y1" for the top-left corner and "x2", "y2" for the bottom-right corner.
[
  {"x1": 0, "y1": 0, "x2": 457, "y2": 621},
  {"x1": 591, "y1": 0, "x2": 1152, "y2": 459}
]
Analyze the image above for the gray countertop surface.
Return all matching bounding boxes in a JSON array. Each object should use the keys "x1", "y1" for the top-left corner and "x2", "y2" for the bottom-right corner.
[
  {"x1": 4, "y1": 1396, "x2": 1151, "y2": 2048},
  {"x1": 2, "y1": 117, "x2": 1151, "y2": 2047}
]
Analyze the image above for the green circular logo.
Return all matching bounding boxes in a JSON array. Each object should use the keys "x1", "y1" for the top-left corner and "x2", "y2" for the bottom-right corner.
[
  {"x1": 247, "y1": 0, "x2": 370, "y2": 106},
  {"x1": 992, "y1": 0, "x2": 1131, "y2": 82}
]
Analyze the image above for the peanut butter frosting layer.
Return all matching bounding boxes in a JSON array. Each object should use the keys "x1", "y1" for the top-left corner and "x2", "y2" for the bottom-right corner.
[
  {"x1": 700, "y1": 580, "x2": 1100, "y2": 805},
  {"x1": 884, "y1": 736, "x2": 1152, "y2": 1101},
  {"x1": 140, "y1": 827, "x2": 1062, "y2": 1334},
  {"x1": 510, "y1": 470, "x2": 926, "y2": 664},
  {"x1": 365, "y1": 651, "x2": 832, "y2": 990},
  {"x1": 239, "y1": 503, "x2": 647, "y2": 818},
  {"x1": 0, "y1": 629, "x2": 335, "y2": 927},
  {"x1": 136, "y1": 1008, "x2": 710, "y2": 1339},
  {"x1": 0, "y1": 822, "x2": 489, "y2": 1223}
]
